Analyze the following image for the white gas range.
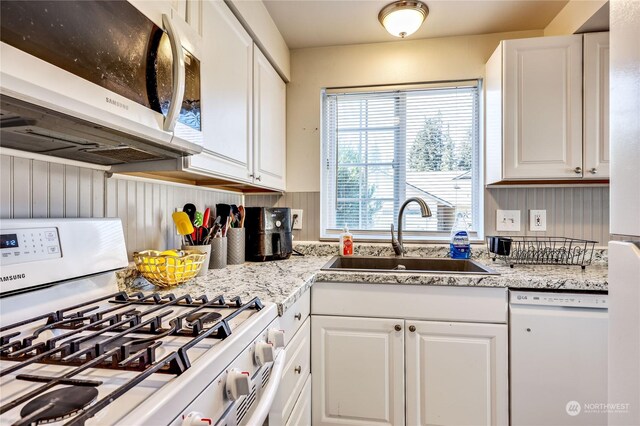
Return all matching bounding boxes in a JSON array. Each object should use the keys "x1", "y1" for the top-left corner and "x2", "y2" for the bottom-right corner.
[{"x1": 0, "y1": 218, "x2": 286, "y2": 426}]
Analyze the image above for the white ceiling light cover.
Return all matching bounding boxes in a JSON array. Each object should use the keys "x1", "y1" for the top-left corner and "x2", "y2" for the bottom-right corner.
[{"x1": 379, "y1": 1, "x2": 429, "y2": 38}]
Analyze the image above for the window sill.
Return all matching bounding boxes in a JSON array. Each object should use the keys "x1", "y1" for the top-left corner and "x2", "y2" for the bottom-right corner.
[{"x1": 319, "y1": 232, "x2": 484, "y2": 245}]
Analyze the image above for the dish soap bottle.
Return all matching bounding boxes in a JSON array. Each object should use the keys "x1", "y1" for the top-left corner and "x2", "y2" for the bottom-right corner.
[
  {"x1": 450, "y1": 213, "x2": 471, "y2": 259},
  {"x1": 340, "y1": 225, "x2": 354, "y2": 256}
]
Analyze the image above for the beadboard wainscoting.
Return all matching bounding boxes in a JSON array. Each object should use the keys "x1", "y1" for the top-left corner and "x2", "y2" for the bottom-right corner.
[
  {"x1": 246, "y1": 191, "x2": 321, "y2": 241},
  {"x1": 0, "y1": 153, "x2": 242, "y2": 257},
  {"x1": 248, "y1": 187, "x2": 610, "y2": 244},
  {"x1": 485, "y1": 187, "x2": 610, "y2": 245},
  {"x1": 105, "y1": 176, "x2": 242, "y2": 257}
]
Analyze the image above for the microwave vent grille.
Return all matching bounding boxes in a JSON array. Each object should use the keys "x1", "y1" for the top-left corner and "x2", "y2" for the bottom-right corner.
[{"x1": 84, "y1": 147, "x2": 161, "y2": 162}]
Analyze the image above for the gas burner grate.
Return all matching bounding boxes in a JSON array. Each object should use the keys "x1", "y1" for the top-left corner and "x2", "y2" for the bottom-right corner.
[{"x1": 0, "y1": 292, "x2": 265, "y2": 425}]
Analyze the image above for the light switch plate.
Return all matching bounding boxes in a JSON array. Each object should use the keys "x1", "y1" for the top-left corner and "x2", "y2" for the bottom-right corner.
[
  {"x1": 530, "y1": 210, "x2": 547, "y2": 231},
  {"x1": 292, "y1": 209, "x2": 303, "y2": 230},
  {"x1": 496, "y1": 210, "x2": 521, "y2": 231}
]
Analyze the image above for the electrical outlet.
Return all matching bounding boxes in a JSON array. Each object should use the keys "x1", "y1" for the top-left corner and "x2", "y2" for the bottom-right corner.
[
  {"x1": 292, "y1": 209, "x2": 303, "y2": 230},
  {"x1": 530, "y1": 210, "x2": 547, "y2": 231},
  {"x1": 496, "y1": 210, "x2": 521, "y2": 231}
]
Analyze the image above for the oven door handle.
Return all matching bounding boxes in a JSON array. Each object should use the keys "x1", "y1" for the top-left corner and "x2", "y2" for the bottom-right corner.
[
  {"x1": 162, "y1": 13, "x2": 186, "y2": 133},
  {"x1": 245, "y1": 348, "x2": 287, "y2": 425}
]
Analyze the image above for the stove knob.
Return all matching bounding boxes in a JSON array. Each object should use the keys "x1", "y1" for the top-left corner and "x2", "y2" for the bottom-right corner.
[
  {"x1": 267, "y1": 329, "x2": 286, "y2": 348},
  {"x1": 255, "y1": 341, "x2": 275, "y2": 366},
  {"x1": 226, "y1": 369, "x2": 251, "y2": 401},
  {"x1": 182, "y1": 412, "x2": 212, "y2": 426}
]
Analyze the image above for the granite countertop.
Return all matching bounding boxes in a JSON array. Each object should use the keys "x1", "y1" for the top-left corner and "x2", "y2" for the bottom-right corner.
[
  {"x1": 118, "y1": 242, "x2": 608, "y2": 315},
  {"x1": 118, "y1": 255, "x2": 330, "y2": 315}
]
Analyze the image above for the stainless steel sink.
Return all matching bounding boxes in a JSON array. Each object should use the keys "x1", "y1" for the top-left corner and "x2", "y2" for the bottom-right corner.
[{"x1": 321, "y1": 256, "x2": 499, "y2": 275}]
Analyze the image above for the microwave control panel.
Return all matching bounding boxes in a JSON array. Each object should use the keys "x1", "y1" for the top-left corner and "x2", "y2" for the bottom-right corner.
[{"x1": 0, "y1": 227, "x2": 62, "y2": 266}]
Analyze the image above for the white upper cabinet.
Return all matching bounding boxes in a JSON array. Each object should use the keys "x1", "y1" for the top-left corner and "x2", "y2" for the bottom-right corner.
[
  {"x1": 486, "y1": 34, "x2": 611, "y2": 184},
  {"x1": 185, "y1": 1, "x2": 286, "y2": 191},
  {"x1": 188, "y1": 0, "x2": 254, "y2": 183},
  {"x1": 253, "y1": 48, "x2": 287, "y2": 191},
  {"x1": 583, "y1": 32, "x2": 610, "y2": 179},
  {"x1": 486, "y1": 35, "x2": 584, "y2": 183}
]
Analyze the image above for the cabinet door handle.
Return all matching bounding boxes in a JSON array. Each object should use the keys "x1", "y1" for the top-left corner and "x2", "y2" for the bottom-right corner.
[
  {"x1": 255, "y1": 175, "x2": 262, "y2": 181},
  {"x1": 574, "y1": 167, "x2": 582, "y2": 174},
  {"x1": 249, "y1": 173, "x2": 255, "y2": 178},
  {"x1": 394, "y1": 324, "x2": 402, "y2": 331},
  {"x1": 294, "y1": 313, "x2": 302, "y2": 321},
  {"x1": 590, "y1": 168, "x2": 598, "y2": 174},
  {"x1": 294, "y1": 366, "x2": 302, "y2": 374},
  {"x1": 409, "y1": 325, "x2": 416, "y2": 332}
]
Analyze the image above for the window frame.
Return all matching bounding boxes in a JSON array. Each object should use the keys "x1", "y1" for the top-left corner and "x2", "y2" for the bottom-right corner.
[{"x1": 320, "y1": 80, "x2": 485, "y2": 243}]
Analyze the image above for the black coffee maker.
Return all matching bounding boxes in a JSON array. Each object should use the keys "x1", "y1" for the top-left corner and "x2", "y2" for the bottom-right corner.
[{"x1": 244, "y1": 207, "x2": 293, "y2": 261}]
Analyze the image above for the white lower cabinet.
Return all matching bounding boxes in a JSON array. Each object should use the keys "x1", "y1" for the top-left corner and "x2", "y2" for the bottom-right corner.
[
  {"x1": 405, "y1": 321, "x2": 508, "y2": 426},
  {"x1": 286, "y1": 375, "x2": 311, "y2": 426},
  {"x1": 311, "y1": 284, "x2": 508, "y2": 426},
  {"x1": 311, "y1": 316, "x2": 405, "y2": 426}
]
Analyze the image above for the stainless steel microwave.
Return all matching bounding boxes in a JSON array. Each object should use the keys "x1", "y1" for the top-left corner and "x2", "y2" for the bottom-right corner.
[{"x1": 0, "y1": 0, "x2": 203, "y2": 165}]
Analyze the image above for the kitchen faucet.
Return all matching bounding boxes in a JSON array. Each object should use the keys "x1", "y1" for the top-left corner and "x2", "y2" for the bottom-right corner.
[{"x1": 391, "y1": 197, "x2": 432, "y2": 256}]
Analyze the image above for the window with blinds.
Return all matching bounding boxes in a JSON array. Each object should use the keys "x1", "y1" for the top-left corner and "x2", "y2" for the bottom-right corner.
[{"x1": 321, "y1": 81, "x2": 481, "y2": 240}]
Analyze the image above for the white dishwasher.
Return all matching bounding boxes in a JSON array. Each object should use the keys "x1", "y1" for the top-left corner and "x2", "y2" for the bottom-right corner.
[{"x1": 510, "y1": 290, "x2": 608, "y2": 426}]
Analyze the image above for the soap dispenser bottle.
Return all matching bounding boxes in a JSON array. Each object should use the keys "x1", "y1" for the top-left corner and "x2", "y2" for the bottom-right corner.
[
  {"x1": 450, "y1": 213, "x2": 471, "y2": 259},
  {"x1": 340, "y1": 225, "x2": 354, "y2": 256}
]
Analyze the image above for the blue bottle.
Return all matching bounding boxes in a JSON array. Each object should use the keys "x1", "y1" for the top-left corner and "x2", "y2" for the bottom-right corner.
[{"x1": 450, "y1": 213, "x2": 471, "y2": 259}]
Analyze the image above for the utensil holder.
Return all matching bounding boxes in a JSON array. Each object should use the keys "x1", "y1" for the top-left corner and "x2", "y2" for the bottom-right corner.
[
  {"x1": 210, "y1": 237, "x2": 227, "y2": 269},
  {"x1": 227, "y1": 228, "x2": 245, "y2": 265},
  {"x1": 181, "y1": 244, "x2": 211, "y2": 277}
]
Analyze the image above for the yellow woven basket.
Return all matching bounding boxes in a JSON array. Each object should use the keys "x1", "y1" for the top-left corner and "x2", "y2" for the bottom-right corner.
[{"x1": 133, "y1": 249, "x2": 207, "y2": 287}]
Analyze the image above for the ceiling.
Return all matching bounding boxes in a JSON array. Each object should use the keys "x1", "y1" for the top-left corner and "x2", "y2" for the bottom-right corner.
[{"x1": 263, "y1": 0, "x2": 569, "y2": 49}]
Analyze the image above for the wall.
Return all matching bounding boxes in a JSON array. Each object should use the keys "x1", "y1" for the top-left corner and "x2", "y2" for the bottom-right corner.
[
  {"x1": 246, "y1": 188, "x2": 610, "y2": 244},
  {"x1": 0, "y1": 153, "x2": 242, "y2": 257},
  {"x1": 245, "y1": 191, "x2": 319, "y2": 241},
  {"x1": 285, "y1": 29, "x2": 543, "y2": 192},
  {"x1": 485, "y1": 187, "x2": 610, "y2": 244},
  {"x1": 544, "y1": 0, "x2": 608, "y2": 36},
  {"x1": 277, "y1": 28, "x2": 610, "y2": 243}
]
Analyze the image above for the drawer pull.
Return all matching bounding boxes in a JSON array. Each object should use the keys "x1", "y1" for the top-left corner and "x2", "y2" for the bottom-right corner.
[
  {"x1": 294, "y1": 366, "x2": 302, "y2": 374},
  {"x1": 294, "y1": 313, "x2": 302, "y2": 321}
]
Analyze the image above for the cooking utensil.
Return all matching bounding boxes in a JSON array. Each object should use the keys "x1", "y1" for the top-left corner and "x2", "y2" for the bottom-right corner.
[
  {"x1": 203, "y1": 208, "x2": 211, "y2": 228},
  {"x1": 215, "y1": 204, "x2": 231, "y2": 228},
  {"x1": 183, "y1": 203, "x2": 196, "y2": 223},
  {"x1": 238, "y1": 205, "x2": 245, "y2": 228},
  {"x1": 183, "y1": 203, "x2": 197, "y2": 242},
  {"x1": 230, "y1": 205, "x2": 240, "y2": 228},
  {"x1": 224, "y1": 216, "x2": 231, "y2": 237},
  {"x1": 172, "y1": 211, "x2": 195, "y2": 245},
  {"x1": 194, "y1": 211, "x2": 203, "y2": 227}
]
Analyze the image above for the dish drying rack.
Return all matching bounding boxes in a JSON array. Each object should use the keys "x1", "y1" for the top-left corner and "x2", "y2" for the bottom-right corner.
[{"x1": 487, "y1": 236, "x2": 597, "y2": 269}]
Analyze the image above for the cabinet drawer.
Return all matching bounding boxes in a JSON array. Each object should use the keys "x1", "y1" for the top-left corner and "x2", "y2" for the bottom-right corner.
[
  {"x1": 271, "y1": 318, "x2": 310, "y2": 425},
  {"x1": 312, "y1": 282, "x2": 507, "y2": 323},
  {"x1": 285, "y1": 375, "x2": 311, "y2": 426},
  {"x1": 280, "y1": 290, "x2": 310, "y2": 346}
]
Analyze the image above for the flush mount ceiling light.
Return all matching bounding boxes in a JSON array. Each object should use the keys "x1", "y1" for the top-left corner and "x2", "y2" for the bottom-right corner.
[{"x1": 378, "y1": 1, "x2": 429, "y2": 38}]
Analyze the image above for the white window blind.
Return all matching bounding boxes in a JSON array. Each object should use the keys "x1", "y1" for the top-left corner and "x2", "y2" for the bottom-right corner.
[{"x1": 321, "y1": 81, "x2": 481, "y2": 240}]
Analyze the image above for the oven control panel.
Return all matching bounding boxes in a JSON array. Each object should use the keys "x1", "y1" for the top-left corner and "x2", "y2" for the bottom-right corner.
[{"x1": 0, "y1": 227, "x2": 62, "y2": 266}]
